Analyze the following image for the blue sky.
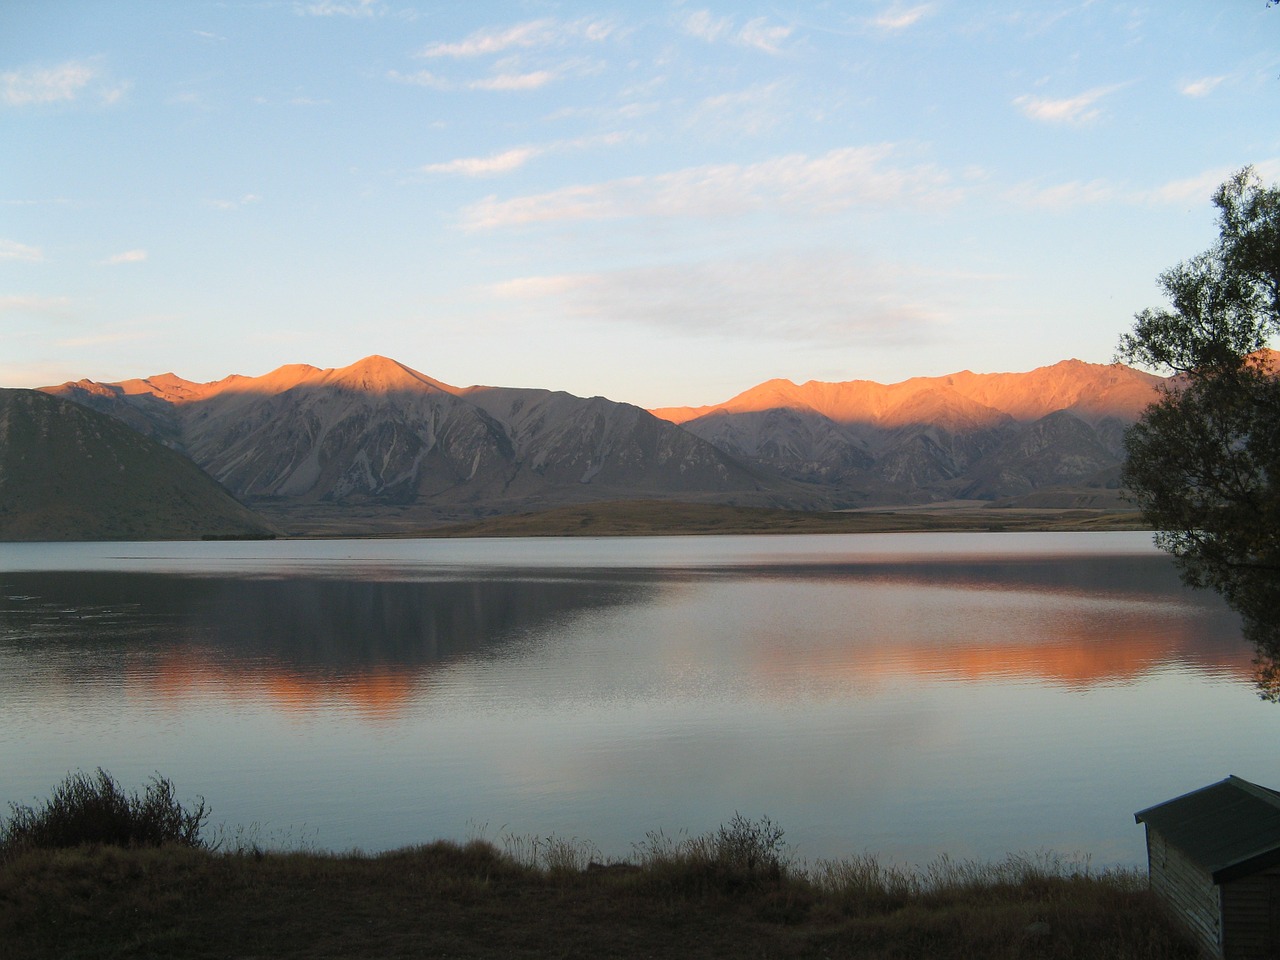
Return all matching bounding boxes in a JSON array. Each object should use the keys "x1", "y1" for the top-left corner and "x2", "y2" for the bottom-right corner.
[{"x1": 3, "y1": 1, "x2": 1278, "y2": 407}]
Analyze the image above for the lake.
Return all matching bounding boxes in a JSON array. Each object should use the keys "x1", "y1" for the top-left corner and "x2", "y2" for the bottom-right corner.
[{"x1": 1, "y1": 531, "x2": 1274, "y2": 867}]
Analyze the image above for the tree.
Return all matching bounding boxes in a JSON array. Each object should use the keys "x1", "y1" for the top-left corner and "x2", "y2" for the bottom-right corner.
[{"x1": 1118, "y1": 168, "x2": 1280, "y2": 677}]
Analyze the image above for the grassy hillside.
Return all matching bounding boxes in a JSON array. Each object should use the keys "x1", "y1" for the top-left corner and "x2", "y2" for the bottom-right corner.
[
  {"x1": 425, "y1": 499, "x2": 1147, "y2": 538},
  {"x1": 0, "y1": 388, "x2": 277, "y2": 541}
]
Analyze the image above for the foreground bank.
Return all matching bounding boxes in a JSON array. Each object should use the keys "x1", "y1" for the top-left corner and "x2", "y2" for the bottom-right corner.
[
  {"x1": 0, "y1": 772, "x2": 1196, "y2": 958},
  {"x1": 2, "y1": 835, "x2": 1192, "y2": 959}
]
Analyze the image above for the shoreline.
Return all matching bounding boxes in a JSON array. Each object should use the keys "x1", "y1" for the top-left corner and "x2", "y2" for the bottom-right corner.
[{"x1": 254, "y1": 499, "x2": 1149, "y2": 540}]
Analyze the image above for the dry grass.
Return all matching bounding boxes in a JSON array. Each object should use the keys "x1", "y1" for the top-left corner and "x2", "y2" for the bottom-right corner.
[{"x1": 0, "y1": 827, "x2": 1194, "y2": 959}]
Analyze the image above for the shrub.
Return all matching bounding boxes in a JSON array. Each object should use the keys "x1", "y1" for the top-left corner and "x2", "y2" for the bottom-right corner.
[
  {"x1": 712, "y1": 812, "x2": 787, "y2": 879},
  {"x1": 631, "y1": 813, "x2": 792, "y2": 894},
  {"x1": 0, "y1": 768, "x2": 209, "y2": 860}
]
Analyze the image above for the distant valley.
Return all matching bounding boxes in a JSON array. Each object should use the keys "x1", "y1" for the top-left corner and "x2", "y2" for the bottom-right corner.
[{"x1": 11, "y1": 354, "x2": 1170, "y2": 538}]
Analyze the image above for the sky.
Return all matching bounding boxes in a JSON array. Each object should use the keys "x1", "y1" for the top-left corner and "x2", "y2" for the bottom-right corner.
[{"x1": 3, "y1": 1, "x2": 1278, "y2": 408}]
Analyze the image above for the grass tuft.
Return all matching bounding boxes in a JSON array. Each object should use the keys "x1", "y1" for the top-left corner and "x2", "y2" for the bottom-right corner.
[{"x1": 501, "y1": 831, "x2": 603, "y2": 874}]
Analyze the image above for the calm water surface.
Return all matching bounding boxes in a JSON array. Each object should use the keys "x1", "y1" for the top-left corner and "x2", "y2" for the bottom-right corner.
[{"x1": 1, "y1": 532, "x2": 1273, "y2": 866}]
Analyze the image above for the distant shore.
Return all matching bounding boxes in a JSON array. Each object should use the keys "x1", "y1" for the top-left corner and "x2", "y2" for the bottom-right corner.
[
  {"x1": 420, "y1": 500, "x2": 1148, "y2": 539},
  {"x1": 0, "y1": 499, "x2": 1149, "y2": 543}
]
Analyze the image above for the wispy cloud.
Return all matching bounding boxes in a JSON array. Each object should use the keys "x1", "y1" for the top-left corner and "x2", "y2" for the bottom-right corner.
[
  {"x1": 295, "y1": 0, "x2": 382, "y2": 17},
  {"x1": 207, "y1": 193, "x2": 262, "y2": 210},
  {"x1": 1013, "y1": 85, "x2": 1123, "y2": 125},
  {"x1": 1140, "y1": 164, "x2": 1280, "y2": 206},
  {"x1": 389, "y1": 68, "x2": 557, "y2": 92},
  {"x1": 424, "y1": 147, "x2": 544, "y2": 177},
  {"x1": 1181, "y1": 76, "x2": 1225, "y2": 98},
  {"x1": 682, "y1": 10, "x2": 733, "y2": 43},
  {"x1": 491, "y1": 274, "x2": 583, "y2": 299},
  {"x1": 1, "y1": 198, "x2": 73, "y2": 207},
  {"x1": 737, "y1": 18, "x2": 792, "y2": 53},
  {"x1": 400, "y1": 18, "x2": 614, "y2": 93},
  {"x1": 102, "y1": 249, "x2": 148, "y2": 265},
  {"x1": 419, "y1": 18, "x2": 614, "y2": 58},
  {"x1": 0, "y1": 294, "x2": 71, "y2": 315},
  {"x1": 872, "y1": 4, "x2": 934, "y2": 31},
  {"x1": 1005, "y1": 163, "x2": 1280, "y2": 211},
  {"x1": 491, "y1": 254, "x2": 956, "y2": 346},
  {"x1": 1, "y1": 59, "x2": 127, "y2": 107},
  {"x1": 687, "y1": 82, "x2": 788, "y2": 137},
  {"x1": 421, "y1": 19, "x2": 554, "y2": 57},
  {"x1": 679, "y1": 10, "x2": 792, "y2": 53},
  {"x1": 0, "y1": 239, "x2": 44, "y2": 262},
  {"x1": 0, "y1": 362, "x2": 81, "y2": 389},
  {"x1": 421, "y1": 133, "x2": 630, "y2": 178},
  {"x1": 2, "y1": 61, "x2": 94, "y2": 105},
  {"x1": 461, "y1": 145, "x2": 961, "y2": 230},
  {"x1": 470, "y1": 70, "x2": 556, "y2": 91},
  {"x1": 1005, "y1": 179, "x2": 1117, "y2": 210},
  {"x1": 387, "y1": 69, "x2": 449, "y2": 90},
  {"x1": 56, "y1": 330, "x2": 149, "y2": 348}
]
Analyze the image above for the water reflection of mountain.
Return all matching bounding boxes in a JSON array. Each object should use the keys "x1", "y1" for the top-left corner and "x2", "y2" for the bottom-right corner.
[
  {"x1": 0, "y1": 569, "x2": 651, "y2": 675},
  {"x1": 197, "y1": 575, "x2": 651, "y2": 668},
  {"x1": 0, "y1": 552, "x2": 1254, "y2": 719}
]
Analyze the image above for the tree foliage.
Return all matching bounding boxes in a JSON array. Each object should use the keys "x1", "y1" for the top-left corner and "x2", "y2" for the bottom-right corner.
[
  {"x1": 1120, "y1": 168, "x2": 1280, "y2": 375},
  {"x1": 1119, "y1": 168, "x2": 1280, "y2": 677}
]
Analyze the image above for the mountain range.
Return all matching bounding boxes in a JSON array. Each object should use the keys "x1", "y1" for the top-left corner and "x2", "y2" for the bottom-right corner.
[
  {"x1": 20, "y1": 354, "x2": 1173, "y2": 537},
  {"x1": 650, "y1": 358, "x2": 1163, "y2": 504}
]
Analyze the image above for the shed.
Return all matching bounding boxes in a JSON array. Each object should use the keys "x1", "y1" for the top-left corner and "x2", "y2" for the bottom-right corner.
[{"x1": 1136, "y1": 775, "x2": 1280, "y2": 959}]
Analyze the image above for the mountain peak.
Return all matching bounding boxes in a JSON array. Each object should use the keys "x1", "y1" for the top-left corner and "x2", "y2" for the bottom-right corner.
[{"x1": 322, "y1": 355, "x2": 459, "y2": 395}]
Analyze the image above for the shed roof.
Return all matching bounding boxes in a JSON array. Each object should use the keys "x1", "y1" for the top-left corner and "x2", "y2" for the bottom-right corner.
[{"x1": 1136, "y1": 775, "x2": 1280, "y2": 884}]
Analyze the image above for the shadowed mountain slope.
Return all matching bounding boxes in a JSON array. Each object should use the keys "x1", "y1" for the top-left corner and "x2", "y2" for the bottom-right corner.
[{"x1": 0, "y1": 389, "x2": 276, "y2": 541}]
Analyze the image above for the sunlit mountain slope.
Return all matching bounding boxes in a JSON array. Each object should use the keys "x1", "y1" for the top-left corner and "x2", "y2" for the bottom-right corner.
[{"x1": 649, "y1": 359, "x2": 1164, "y2": 504}]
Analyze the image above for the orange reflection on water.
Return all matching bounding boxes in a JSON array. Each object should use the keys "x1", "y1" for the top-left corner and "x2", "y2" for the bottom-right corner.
[
  {"x1": 130, "y1": 654, "x2": 421, "y2": 723},
  {"x1": 749, "y1": 618, "x2": 1253, "y2": 694},
  {"x1": 124, "y1": 614, "x2": 1258, "y2": 724}
]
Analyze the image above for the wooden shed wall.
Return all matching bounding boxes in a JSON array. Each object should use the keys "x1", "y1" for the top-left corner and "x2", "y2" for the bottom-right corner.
[
  {"x1": 1146, "y1": 826, "x2": 1223, "y2": 958},
  {"x1": 1221, "y1": 866, "x2": 1280, "y2": 960}
]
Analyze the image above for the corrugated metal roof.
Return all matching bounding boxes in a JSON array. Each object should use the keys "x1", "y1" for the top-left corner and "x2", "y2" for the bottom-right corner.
[{"x1": 1135, "y1": 775, "x2": 1280, "y2": 884}]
